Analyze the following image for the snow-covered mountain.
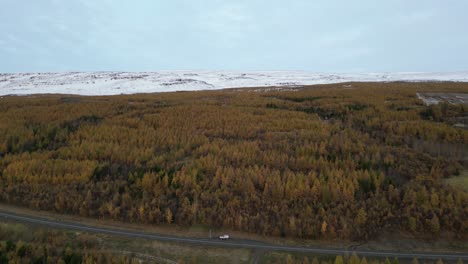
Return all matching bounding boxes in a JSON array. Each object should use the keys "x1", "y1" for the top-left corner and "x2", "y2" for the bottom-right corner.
[{"x1": 1, "y1": 71, "x2": 467, "y2": 96}]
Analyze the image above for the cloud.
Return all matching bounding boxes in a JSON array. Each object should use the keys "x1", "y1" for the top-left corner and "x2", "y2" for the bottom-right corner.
[
  {"x1": 316, "y1": 26, "x2": 369, "y2": 46},
  {"x1": 195, "y1": 3, "x2": 256, "y2": 37},
  {"x1": 2, "y1": 33, "x2": 27, "y2": 52},
  {"x1": 398, "y1": 10, "x2": 434, "y2": 24}
]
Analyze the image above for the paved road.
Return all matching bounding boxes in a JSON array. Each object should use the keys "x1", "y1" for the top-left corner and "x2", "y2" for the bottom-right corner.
[{"x1": 0, "y1": 210, "x2": 467, "y2": 260}]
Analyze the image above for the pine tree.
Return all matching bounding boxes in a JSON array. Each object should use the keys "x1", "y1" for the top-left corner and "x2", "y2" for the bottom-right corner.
[
  {"x1": 385, "y1": 258, "x2": 391, "y2": 264},
  {"x1": 356, "y1": 208, "x2": 367, "y2": 225},
  {"x1": 165, "y1": 208, "x2": 173, "y2": 224},
  {"x1": 349, "y1": 252, "x2": 360, "y2": 264},
  {"x1": 360, "y1": 257, "x2": 368, "y2": 264},
  {"x1": 430, "y1": 215, "x2": 440, "y2": 234},
  {"x1": 312, "y1": 257, "x2": 319, "y2": 264},
  {"x1": 334, "y1": 255, "x2": 344, "y2": 264}
]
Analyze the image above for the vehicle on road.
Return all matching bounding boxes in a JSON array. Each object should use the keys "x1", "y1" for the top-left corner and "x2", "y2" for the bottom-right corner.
[{"x1": 219, "y1": 234, "x2": 230, "y2": 240}]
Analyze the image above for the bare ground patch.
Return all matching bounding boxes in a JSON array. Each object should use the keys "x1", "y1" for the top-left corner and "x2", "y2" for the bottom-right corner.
[
  {"x1": 417, "y1": 92, "x2": 468, "y2": 105},
  {"x1": 445, "y1": 170, "x2": 468, "y2": 192}
]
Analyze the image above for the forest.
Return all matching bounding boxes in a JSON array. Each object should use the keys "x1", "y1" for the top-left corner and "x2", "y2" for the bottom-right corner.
[
  {"x1": 0, "y1": 238, "x2": 138, "y2": 264},
  {"x1": 0, "y1": 221, "x2": 149, "y2": 263},
  {"x1": 0, "y1": 82, "x2": 467, "y2": 241}
]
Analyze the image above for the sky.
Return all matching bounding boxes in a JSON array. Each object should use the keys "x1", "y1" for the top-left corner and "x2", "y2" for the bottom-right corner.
[{"x1": 1, "y1": 0, "x2": 467, "y2": 73}]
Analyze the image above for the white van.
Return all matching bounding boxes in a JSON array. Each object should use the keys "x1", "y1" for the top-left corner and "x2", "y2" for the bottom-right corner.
[{"x1": 219, "y1": 234, "x2": 230, "y2": 240}]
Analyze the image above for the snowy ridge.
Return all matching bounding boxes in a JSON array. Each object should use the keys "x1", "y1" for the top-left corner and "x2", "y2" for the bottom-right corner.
[{"x1": 1, "y1": 71, "x2": 467, "y2": 96}]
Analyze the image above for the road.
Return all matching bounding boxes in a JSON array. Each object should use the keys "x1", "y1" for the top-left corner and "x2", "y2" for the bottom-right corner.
[{"x1": 0, "y1": 210, "x2": 467, "y2": 260}]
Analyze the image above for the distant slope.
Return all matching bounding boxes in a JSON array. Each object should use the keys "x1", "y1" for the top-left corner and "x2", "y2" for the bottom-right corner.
[{"x1": 1, "y1": 71, "x2": 468, "y2": 96}]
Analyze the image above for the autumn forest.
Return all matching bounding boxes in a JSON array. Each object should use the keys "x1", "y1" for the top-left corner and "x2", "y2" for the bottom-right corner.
[{"x1": 0, "y1": 82, "x2": 467, "y2": 241}]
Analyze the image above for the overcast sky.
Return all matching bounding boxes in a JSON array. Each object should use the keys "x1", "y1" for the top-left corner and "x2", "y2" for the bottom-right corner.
[{"x1": 1, "y1": 0, "x2": 467, "y2": 73}]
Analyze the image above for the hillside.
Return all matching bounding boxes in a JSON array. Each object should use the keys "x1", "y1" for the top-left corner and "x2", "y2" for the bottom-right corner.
[{"x1": 1, "y1": 71, "x2": 468, "y2": 95}]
